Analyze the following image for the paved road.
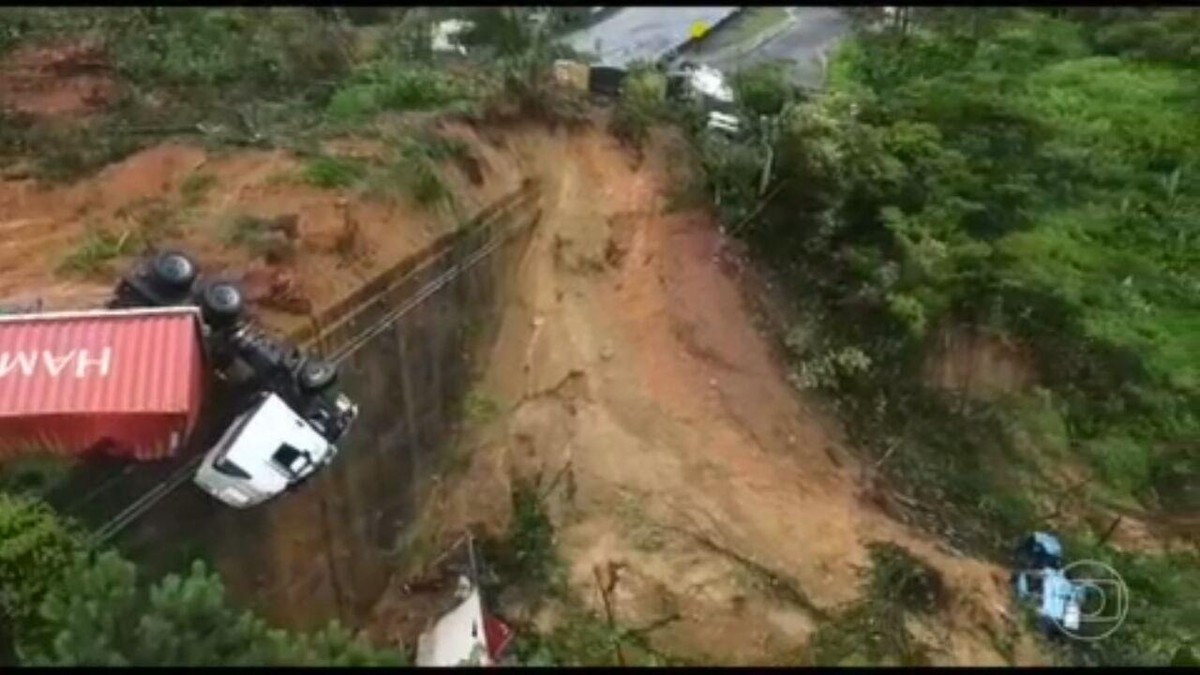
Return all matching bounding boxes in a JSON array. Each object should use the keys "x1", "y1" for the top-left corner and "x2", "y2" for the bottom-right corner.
[
  {"x1": 675, "y1": 7, "x2": 852, "y2": 89},
  {"x1": 561, "y1": 7, "x2": 739, "y2": 68}
]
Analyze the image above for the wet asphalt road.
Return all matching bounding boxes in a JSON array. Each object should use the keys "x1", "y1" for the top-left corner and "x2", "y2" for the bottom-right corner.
[
  {"x1": 560, "y1": 7, "x2": 740, "y2": 68},
  {"x1": 678, "y1": 7, "x2": 852, "y2": 89},
  {"x1": 561, "y1": 7, "x2": 852, "y2": 90}
]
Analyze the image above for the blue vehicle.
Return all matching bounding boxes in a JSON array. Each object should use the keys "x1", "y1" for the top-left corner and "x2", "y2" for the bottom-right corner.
[{"x1": 1011, "y1": 532, "x2": 1087, "y2": 638}]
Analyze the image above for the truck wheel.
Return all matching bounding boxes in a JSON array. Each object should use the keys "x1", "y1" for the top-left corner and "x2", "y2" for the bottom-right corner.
[
  {"x1": 200, "y1": 281, "x2": 245, "y2": 328},
  {"x1": 298, "y1": 359, "x2": 338, "y2": 394},
  {"x1": 150, "y1": 251, "x2": 198, "y2": 295}
]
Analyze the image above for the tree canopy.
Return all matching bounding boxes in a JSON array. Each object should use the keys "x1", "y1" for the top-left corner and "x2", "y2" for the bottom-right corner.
[
  {"x1": 731, "y1": 9, "x2": 1198, "y2": 514},
  {"x1": 0, "y1": 494, "x2": 403, "y2": 666},
  {"x1": 700, "y1": 8, "x2": 1199, "y2": 665}
]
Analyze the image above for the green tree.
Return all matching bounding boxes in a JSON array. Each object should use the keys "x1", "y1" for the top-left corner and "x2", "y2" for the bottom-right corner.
[
  {"x1": 731, "y1": 62, "x2": 794, "y2": 117},
  {"x1": 0, "y1": 495, "x2": 403, "y2": 666},
  {"x1": 25, "y1": 553, "x2": 403, "y2": 666},
  {"x1": 610, "y1": 67, "x2": 668, "y2": 148},
  {"x1": 0, "y1": 494, "x2": 82, "y2": 657}
]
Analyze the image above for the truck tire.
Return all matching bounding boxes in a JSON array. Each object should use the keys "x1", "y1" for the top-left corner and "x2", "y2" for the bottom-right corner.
[
  {"x1": 150, "y1": 251, "x2": 198, "y2": 295},
  {"x1": 200, "y1": 281, "x2": 246, "y2": 328},
  {"x1": 298, "y1": 359, "x2": 338, "y2": 395}
]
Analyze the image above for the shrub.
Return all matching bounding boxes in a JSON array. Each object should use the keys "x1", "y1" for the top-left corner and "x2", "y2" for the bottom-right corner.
[
  {"x1": 732, "y1": 62, "x2": 795, "y2": 117},
  {"x1": 301, "y1": 155, "x2": 367, "y2": 189},
  {"x1": 610, "y1": 68, "x2": 667, "y2": 148}
]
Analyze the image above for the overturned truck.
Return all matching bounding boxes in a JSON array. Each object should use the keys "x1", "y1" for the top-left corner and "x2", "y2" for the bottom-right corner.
[{"x1": 0, "y1": 251, "x2": 358, "y2": 508}]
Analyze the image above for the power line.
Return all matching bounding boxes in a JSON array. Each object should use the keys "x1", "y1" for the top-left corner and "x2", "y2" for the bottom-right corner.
[
  {"x1": 88, "y1": 453, "x2": 205, "y2": 548},
  {"x1": 85, "y1": 184, "x2": 540, "y2": 550}
]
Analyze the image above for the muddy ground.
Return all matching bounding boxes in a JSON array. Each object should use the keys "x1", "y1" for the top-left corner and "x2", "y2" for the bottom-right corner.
[
  {"x1": 367, "y1": 126, "x2": 1054, "y2": 665},
  {"x1": 0, "y1": 39, "x2": 538, "y2": 327},
  {"x1": 0, "y1": 128, "x2": 527, "y2": 334}
]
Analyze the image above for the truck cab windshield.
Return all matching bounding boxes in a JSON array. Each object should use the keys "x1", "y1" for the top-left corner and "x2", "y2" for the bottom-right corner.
[{"x1": 271, "y1": 443, "x2": 314, "y2": 480}]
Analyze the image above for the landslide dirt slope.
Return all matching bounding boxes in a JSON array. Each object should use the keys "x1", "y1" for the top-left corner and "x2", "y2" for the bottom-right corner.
[
  {"x1": 0, "y1": 37, "x2": 534, "y2": 327},
  {"x1": 374, "y1": 124, "x2": 1048, "y2": 665},
  {"x1": 0, "y1": 128, "x2": 525, "y2": 332}
]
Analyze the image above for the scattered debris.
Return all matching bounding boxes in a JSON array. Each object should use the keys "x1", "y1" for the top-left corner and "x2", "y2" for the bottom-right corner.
[
  {"x1": 414, "y1": 534, "x2": 516, "y2": 667},
  {"x1": 239, "y1": 262, "x2": 312, "y2": 315}
]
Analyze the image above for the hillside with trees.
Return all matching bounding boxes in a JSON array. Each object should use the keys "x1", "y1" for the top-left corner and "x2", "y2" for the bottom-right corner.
[{"x1": 703, "y1": 7, "x2": 1197, "y2": 665}]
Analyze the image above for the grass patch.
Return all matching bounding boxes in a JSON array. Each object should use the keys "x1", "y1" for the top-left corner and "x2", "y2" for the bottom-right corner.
[
  {"x1": 302, "y1": 155, "x2": 369, "y2": 189},
  {"x1": 800, "y1": 338, "x2": 1040, "y2": 555},
  {"x1": 610, "y1": 68, "x2": 668, "y2": 149},
  {"x1": 1079, "y1": 435, "x2": 1153, "y2": 497},
  {"x1": 404, "y1": 158, "x2": 451, "y2": 207},
  {"x1": 473, "y1": 479, "x2": 690, "y2": 666},
  {"x1": 220, "y1": 213, "x2": 270, "y2": 247},
  {"x1": 509, "y1": 602, "x2": 686, "y2": 667},
  {"x1": 115, "y1": 197, "x2": 188, "y2": 243},
  {"x1": 615, "y1": 496, "x2": 667, "y2": 553},
  {"x1": 806, "y1": 601, "x2": 932, "y2": 666},
  {"x1": 363, "y1": 134, "x2": 460, "y2": 209},
  {"x1": 324, "y1": 65, "x2": 474, "y2": 123},
  {"x1": 30, "y1": 128, "x2": 149, "y2": 184},
  {"x1": 56, "y1": 229, "x2": 140, "y2": 277},
  {"x1": 179, "y1": 171, "x2": 218, "y2": 205},
  {"x1": 409, "y1": 132, "x2": 470, "y2": 162},
  {"x1": 483, "y1": 480, "x2": 561, "y2": 591},
  {"x1": 462, "y1": 389, "x2": 502, "y2": 427},
  {"x1": 217, "y1": 212, "x2": 289, "y2": 258},
  {"x1": 805, "y1": 542, "x2": 942, "y2": 666},
  {"x1": 864, "y1": 542, "x2": 945, "y2": 615},
  {"x1": 396, "y1": 135, "x2": 460, "y2": 207}
]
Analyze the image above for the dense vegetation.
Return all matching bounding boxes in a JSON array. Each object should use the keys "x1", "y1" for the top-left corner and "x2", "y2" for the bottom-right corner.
[
  {"x1": 0, "y1": 8, "x2": 583, "y2": 183},
  {"x1": 0, "y1": 494, "x2": 401, "y2": 666},
  {"x1": 701, "y1": 7, "x2": 1198, "y2": 665}
]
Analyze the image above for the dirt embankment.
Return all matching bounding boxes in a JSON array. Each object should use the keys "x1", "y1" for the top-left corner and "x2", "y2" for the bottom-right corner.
[
  {"x1": 371, "y1": 126, "x2": 1049, "y2": 665},
  {"x1": 0, "y1": 38, "x2": 537, "y2": 328},
  {"x1": 0, "y1": 39, "x2": 120, "y2": 119},
  {"x1": 0, "y1": 126, "x2": 526, "y2": 335}
]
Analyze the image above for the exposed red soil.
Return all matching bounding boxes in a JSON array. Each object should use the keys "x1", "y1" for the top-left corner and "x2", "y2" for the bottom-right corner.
[
  {"x1": 0, "y1": 39, "x2": 120, "y2": 118},
  {"x1": 368, "y1": 125, "x2": 1048, "y2": 665}
]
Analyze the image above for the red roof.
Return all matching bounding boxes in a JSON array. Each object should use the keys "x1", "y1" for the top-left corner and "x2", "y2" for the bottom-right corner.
[{"x1": 0, "y1": 307, "x2": 207, "y2": 461}]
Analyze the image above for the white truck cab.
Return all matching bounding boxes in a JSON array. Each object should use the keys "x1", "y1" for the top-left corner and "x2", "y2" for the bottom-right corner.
[
  {"x1": 193, "y1": 390, "x2": 358, "y2": 508},
  {"x1": 112, "y1": 250, "x2": 361, "y2": 509},
  {"x1": 668, "y1": 62, "x2": 744, "y2": 137}
]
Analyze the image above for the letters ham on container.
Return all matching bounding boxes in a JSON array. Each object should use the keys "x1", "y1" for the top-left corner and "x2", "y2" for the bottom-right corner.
[{"x1": 0, "y1": 307, "x2": 207, "y2": 462}]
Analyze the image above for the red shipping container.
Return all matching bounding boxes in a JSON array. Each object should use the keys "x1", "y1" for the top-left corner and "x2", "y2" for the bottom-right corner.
[{"x1": 0, "y1": 307, "x2": 207, "y2": 462}]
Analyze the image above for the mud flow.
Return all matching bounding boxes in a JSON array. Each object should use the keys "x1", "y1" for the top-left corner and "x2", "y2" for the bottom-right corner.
[{"x1": 368, "y1": 127, "x2": 1049, "y2": 666}]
